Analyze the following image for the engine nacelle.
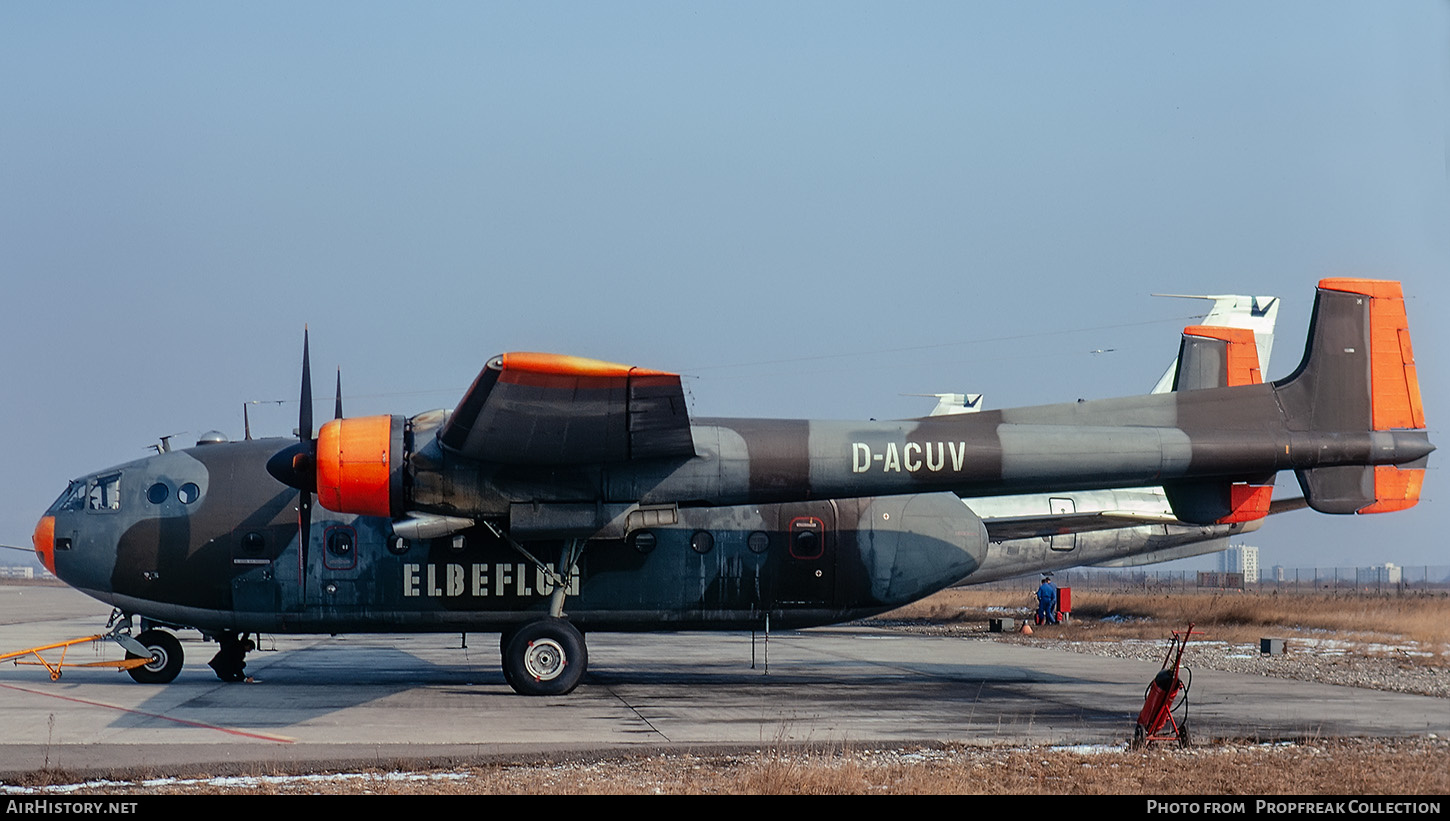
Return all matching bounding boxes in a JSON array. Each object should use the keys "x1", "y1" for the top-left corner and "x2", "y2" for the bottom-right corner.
[{"x1": 315, "y1": 414, "x2": 406, "y2": 517}]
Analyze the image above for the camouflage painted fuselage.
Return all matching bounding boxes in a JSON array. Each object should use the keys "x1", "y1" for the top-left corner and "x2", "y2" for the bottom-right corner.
[
  {"x1": 43, "y1": 437, "x2": 987, "y2": 634},
  {"x1": 37, "y1": 281, "x2": 1433, "y2": 638}
]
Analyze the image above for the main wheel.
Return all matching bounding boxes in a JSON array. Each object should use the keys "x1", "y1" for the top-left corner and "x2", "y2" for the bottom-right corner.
[
  {"x1": 502, "y1": 619, "x2": 586, "y2": 696},
  {"x1": 126, "y1": 629, "x2": 184, "y2": 684}
]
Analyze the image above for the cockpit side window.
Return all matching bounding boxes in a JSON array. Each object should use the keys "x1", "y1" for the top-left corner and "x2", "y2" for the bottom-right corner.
[
  {"x1": 86, "y1": 473, "x2": 123, "y2": 511},
  {"x1": 46, "y1": 481, "x2": 87, "y2": 514}
]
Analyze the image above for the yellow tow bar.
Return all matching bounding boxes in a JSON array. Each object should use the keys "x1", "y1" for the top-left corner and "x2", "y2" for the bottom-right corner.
[{"x1": 1, "y1": 634, "x2": 151, "y2": 681}]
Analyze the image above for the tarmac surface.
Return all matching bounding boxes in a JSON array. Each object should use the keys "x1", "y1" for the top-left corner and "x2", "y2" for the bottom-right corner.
[{"x1": 0, "y1": 584, "x2": 1445, "y2": 780}]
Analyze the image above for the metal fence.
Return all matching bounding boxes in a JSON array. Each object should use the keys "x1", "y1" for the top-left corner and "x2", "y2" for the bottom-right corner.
[{"x1": 972, "y1": 565, "x2": 1450, "y2": 594}]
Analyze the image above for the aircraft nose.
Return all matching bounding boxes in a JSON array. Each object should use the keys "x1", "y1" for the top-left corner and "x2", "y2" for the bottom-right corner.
[{"x1": 32, "y1": 515, "x2": 55, "y2": 575}]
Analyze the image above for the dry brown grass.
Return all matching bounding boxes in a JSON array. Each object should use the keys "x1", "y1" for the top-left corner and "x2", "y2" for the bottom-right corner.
[
  {"x1": 25, "y1": 739, "x2": 1448, "y2": 795},
  {"x1": 877, "y1": 587, "x2": 1450, "y2": 667}
]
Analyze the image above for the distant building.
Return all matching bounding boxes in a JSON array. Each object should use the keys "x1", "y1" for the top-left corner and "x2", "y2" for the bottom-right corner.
[
  {"x1": 1220, "y1": 545, "x2": 1259, "y2": 581},
  {"x1": 0, "y1": 567, "x2": 34, "y2": 580},
  {"x1": 1272, "y1": 565, "x2": 1285, "y2": 583},
  {"x1": 1369, "y1": 563, "x2": 1402, "y2": 584}
]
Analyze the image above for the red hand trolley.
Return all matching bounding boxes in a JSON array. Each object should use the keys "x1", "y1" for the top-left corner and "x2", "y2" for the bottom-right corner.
[{"x1": 1131, "y1": 623, "x2": 1202, "y2": 748}]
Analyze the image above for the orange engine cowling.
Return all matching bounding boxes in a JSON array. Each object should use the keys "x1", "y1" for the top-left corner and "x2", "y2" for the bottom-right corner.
[{"x1": 315, "y1": 414, "x2": 406, "y2": 517}]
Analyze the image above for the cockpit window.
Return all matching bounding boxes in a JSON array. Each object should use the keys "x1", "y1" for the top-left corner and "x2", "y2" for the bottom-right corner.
[
  {"x1": 86, "y1": 474, "x2": 122, "y2": 511},
  {"x1": 46, "y1": 481, "x2": 86, "y2": 514}
]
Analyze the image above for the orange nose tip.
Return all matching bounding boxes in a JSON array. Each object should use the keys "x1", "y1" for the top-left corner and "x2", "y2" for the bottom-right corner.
[{"x1": 32, "y1": 516, "x2": 55, "y2": 575}]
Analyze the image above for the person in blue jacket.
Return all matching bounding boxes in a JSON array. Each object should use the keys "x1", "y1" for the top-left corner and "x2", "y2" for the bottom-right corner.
[{"x1": 1036, "y1": 575, "x2": 1059, "y2": 625}]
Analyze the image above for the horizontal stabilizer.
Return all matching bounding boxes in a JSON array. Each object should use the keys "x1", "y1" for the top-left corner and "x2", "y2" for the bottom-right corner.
[
  {"x1": 929, "y1": 393, "x2": 983, "y2": 416},
  {"x1": 1295, "y1": 460, "x2": 1427, "y2": 514}
]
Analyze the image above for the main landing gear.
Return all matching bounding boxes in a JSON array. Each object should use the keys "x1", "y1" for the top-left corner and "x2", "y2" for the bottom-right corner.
[
  {"x1": 501, "y1": 619, "x2": 587, "y2": 696},
  {"x1": 485, "y1": 528, "x2": 590, "y2": 696}
]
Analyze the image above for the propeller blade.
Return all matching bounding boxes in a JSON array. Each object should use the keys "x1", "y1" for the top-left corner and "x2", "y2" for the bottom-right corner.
[
  {"x1": 299, "y1": 332, "x2": 317, "y2": 587},
  {"x1": 300, "y1": 328, "x2": 313, "y2": 442},
  {"x1": 270, "y1": 328, "x2": 319, "y2": 587},
  {"x1": 334, "y1": 368, "x2": 343, "y2": 420},
  {"x1": 268, "y1": 328, "x2": 320, "y2": 493},
  {"x1": 298, "y1": 489, "x2": 313, "y2": 581}
]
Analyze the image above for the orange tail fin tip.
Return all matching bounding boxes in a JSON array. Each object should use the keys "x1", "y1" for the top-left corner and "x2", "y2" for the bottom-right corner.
[{"x1": 1182, "y1": 325, "x2": 1262, "y2": 387}]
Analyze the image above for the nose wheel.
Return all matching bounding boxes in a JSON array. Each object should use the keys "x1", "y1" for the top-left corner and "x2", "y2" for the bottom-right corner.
[
  {"x1": 125, "y1": 629, "x2": 184, "y2": 684},
  {"x1": 501, "y1": 619, "x2": 586, "y2": 696}
]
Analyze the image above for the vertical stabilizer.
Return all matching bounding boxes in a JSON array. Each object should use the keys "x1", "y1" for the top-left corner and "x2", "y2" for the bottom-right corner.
[
  {"x1": 1152, "y1": 294, "x2": 1279, "y2": 393},
  {"x1": 1275, "y1": 279, "x2": 1428, "y2": 513},
  {"x1": 1162, "y1": 324, "x2": 1271, "y2": 523},
  {"x1": 1174, "y1": 325, "x2": 1263, "y2": 391}
]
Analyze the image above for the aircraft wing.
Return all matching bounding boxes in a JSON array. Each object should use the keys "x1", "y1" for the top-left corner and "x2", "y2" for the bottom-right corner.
[
  {"x1": 982, "y1": 510, "x2": 1181, "y2": 541},
  {"x1": 982, "y1": 495, "x2": 1310, "y2": 542},
  {"x1": 437, "y1": 352, "x2": 696, "y2": 465}
]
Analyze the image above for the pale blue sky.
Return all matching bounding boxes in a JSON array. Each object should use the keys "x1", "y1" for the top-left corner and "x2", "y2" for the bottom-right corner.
[{"x1": 2, "y1": 2, "x2": 1446, "y2": 569}]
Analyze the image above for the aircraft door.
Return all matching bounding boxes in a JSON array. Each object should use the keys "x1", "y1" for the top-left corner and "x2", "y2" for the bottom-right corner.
[
  {"x1": 775, "y1": 501, "x2": 837, "y2": 606},
  {"x1": 230, "y1": 526, "x2": 283, "y2": 613},
  {"x1": 1049, "y1": 497, "x2": 1076, "y2": 551},
  {"x1": 305, "y1": 522, "x2": 370, "y2": 609}
]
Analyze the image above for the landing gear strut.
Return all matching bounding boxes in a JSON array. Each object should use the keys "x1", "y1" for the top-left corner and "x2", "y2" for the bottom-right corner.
[
  {"x1": 482, "y1": 529, "x2": 590, "y2": 695},
  {"x1": 207, "y1": 631, "x2": 255, "y2": 682}
]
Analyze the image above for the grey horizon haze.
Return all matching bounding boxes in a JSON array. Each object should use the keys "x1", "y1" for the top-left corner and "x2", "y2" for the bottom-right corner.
[{"x1": 1, "y1": 2, "x2": 1445, "y2": 572}]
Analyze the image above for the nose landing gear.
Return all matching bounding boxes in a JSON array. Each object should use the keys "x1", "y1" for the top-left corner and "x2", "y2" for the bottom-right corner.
[{"x1": 125, "y1": 629, "x2": 184, "y2": 684}]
